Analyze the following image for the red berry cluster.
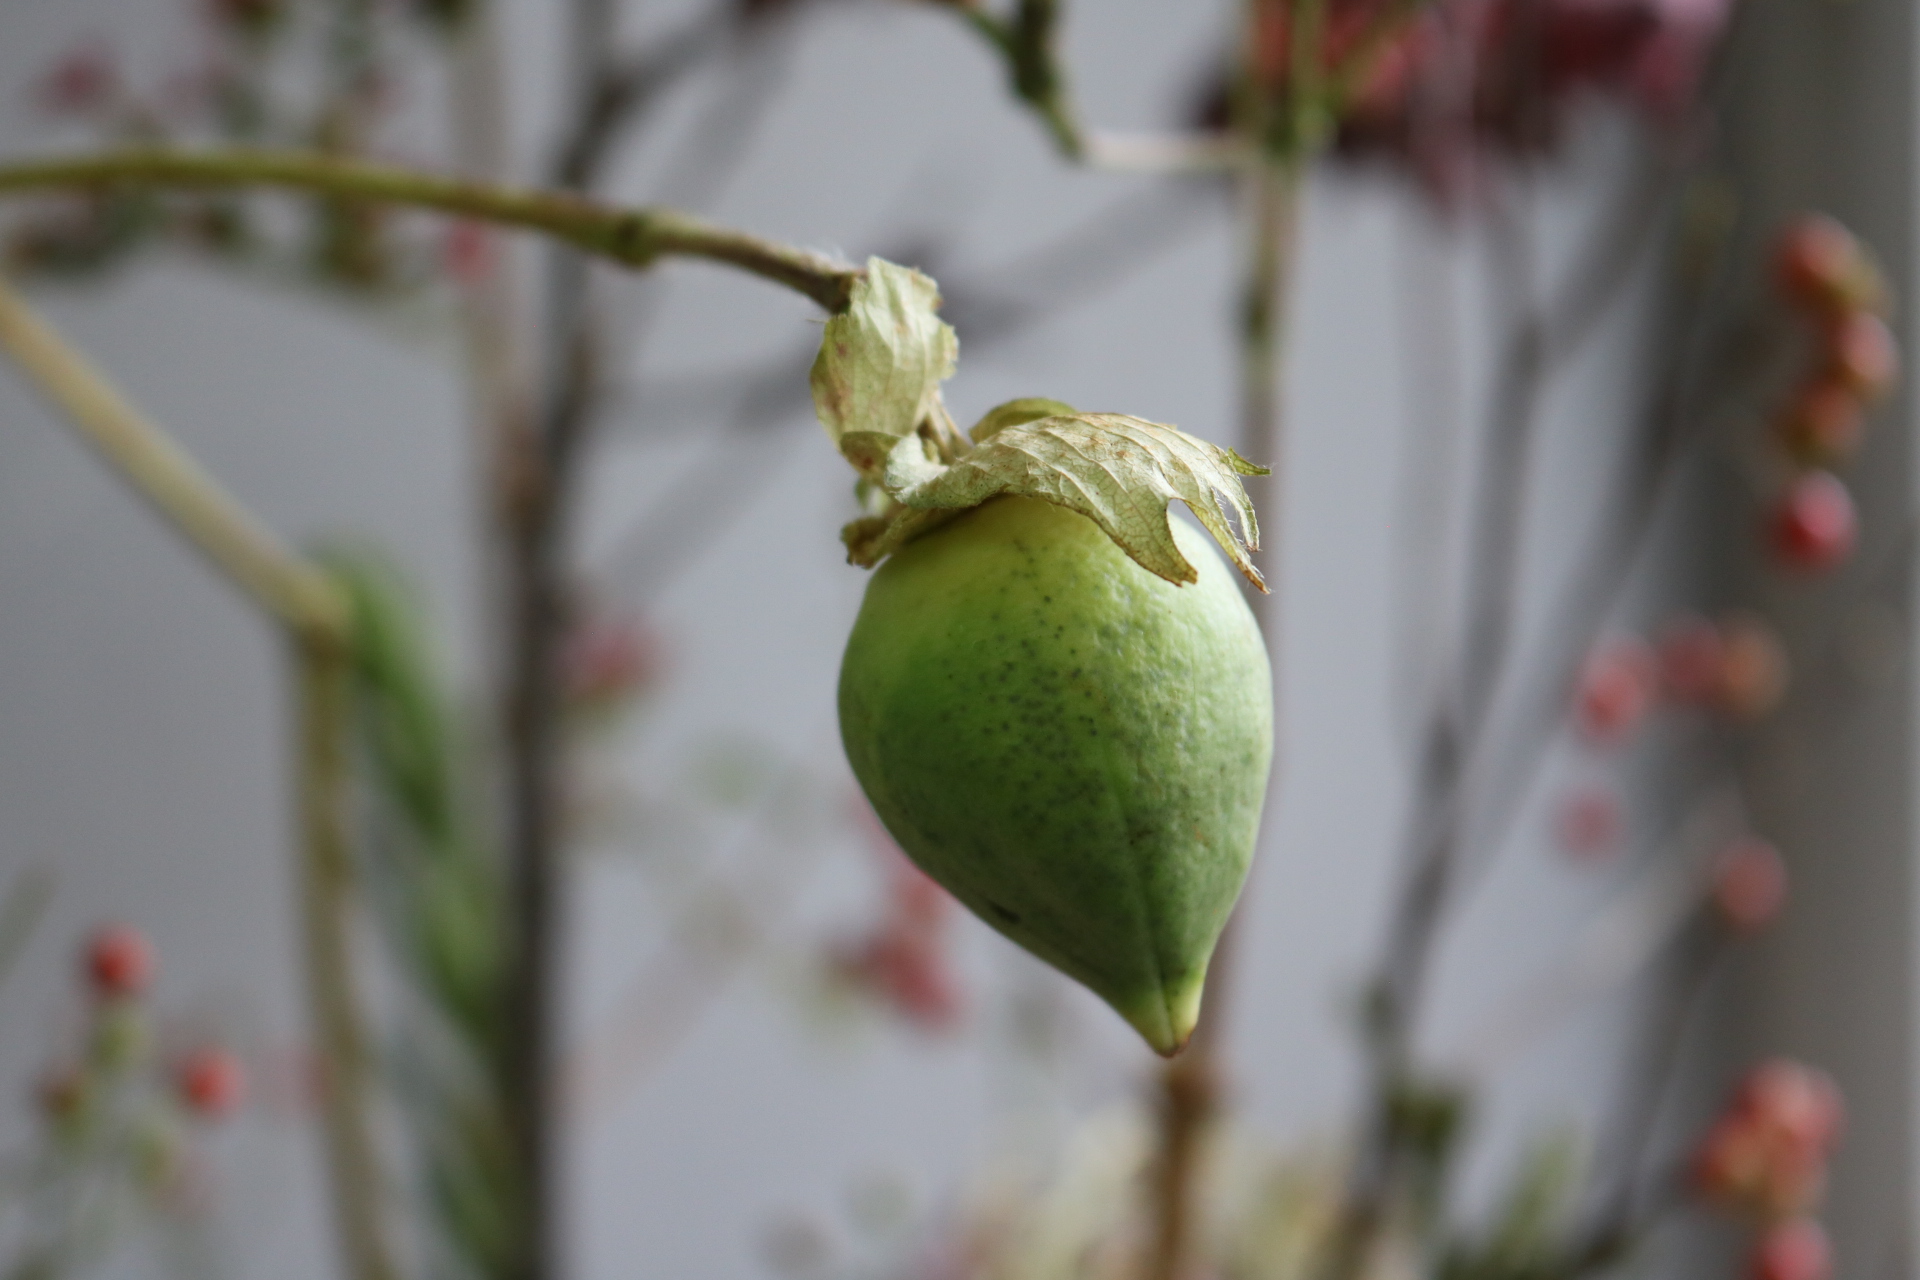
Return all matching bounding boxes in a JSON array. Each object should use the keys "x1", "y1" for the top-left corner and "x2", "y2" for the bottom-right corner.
[
  {"x1": 1575, "y1": 615, "x2": 1788, "y2": 750},
  {"x1": 175, "y1": 1046, "x2": 248, "y2": 1119},
  {"x1": 829, "y1": 811, "x2": 964, "y2": 1034},
  {"x1": 1555, "y1": 617, "x2": 1787, "y2": 862},
  {"x1": 86, "y1": 922, "x2": 155, "y2": 999},
  {"x1": 40, "y1": 926, "x2": 248, "y2": 1129},
  {"x1": 1658, "y1": 615, "x2": 1790, "y2": 722},
  {"x1": 1694, "y1": 1061, "x2": 1845, "y2": 1280},
  {"x1": 1764, "y1": 217, "x2": 1899, "y2": 575}
]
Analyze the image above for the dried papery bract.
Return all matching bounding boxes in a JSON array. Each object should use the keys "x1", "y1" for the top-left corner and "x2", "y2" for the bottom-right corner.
[{"x1": 818, "y1": 259, "x2": 1274, "y2": 1055}]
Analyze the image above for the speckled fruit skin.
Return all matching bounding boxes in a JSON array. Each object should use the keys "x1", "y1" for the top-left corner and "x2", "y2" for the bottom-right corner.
[{"x1": 838, "y1": 496, "x2": 1272, "y2": 1054}]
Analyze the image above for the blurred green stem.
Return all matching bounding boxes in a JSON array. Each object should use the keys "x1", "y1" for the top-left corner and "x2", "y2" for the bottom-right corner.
[
  {"x1": 0, "y1": 868, "x2": 54, "y2": 995},
  {"x1": 0, "y1": 277, "x2": 396, "y2": 1280},
  {"x1": 0, "y1": 277, "x2": 344, "y2": 634},
  {"x1": 1141, "y1": 3, "x2": 1309, "y2": 1276},
  {"x1": 959, "y1": 1, "x2": 1085, "y2": 160},
  {"x1": 296, "y1": 636, "x2": 401, "y2": 1280}
]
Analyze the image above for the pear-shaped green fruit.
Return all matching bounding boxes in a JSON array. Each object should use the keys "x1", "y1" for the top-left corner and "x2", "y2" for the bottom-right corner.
[{"x1": 838, "y1": 496, "x2": 1272, "y2": 1054}]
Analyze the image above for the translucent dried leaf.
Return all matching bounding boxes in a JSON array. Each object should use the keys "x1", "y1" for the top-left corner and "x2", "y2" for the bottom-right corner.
[
  {"x1": 839, "y1": 429, "x2": 946, "y2": 490},
  {"x1": 841, "y1": 508, "x2": 956, "y2": 565},
  {"x1": 887, "y1": 413, "x2": 1269, "y2": 590},
  {"x1": 810, "y1": 258, "x2": 957, "y2": 457},
  {"x1": 969, "y1": 397, "x2": 1077, "y2": 443}
]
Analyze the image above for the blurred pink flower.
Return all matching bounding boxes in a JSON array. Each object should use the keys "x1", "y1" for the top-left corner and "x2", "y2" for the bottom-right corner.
[
  {"x1": 831, "y1": 802, "x2": 965, "y2": 1032},
  {"x1": 1321, "y1": 0, "x2": 1741, "y2": 199},
  {"x1": 36, "y1": 41, "x2": 119, "y2": 117}
]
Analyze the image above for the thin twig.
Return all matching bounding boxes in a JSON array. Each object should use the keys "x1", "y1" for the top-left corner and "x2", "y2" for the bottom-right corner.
[
  {"x1": 954, "y1": 0, "x2": 1085, "y2": 160},
  {"x1": 0, "y1": 149, "x2": 864, "y2": 312},
  {"x1": 1082, "y1": 132, "x2": 1247, "y2": 173},
  {"x1": 1238, "y1": 161, "x2": 1304, "y2": 473},
  {"x1": 485, "y1": 1, "x2": 629, "y2": 1275},
  {"x1": 0, "y1": 276, "x2": 344, "y2": 638},
  {"x1": 295, "y1": 637, "x2": 402, "y2": 1280},
  {"x1": 1576, "y1": 924, "x2": 1730, "y2": 1265},
  {"x1": 551, "y1": 2, "x2": 744, "y2": 189},
  {"x1": 0, "y1": 276, "x2": 394, "y2": 1280},
  {"x1": 563, "y1": 768, "x2": 834, "y2": 1114},
  {"x1": 1440, "y1": 794, "x2": 1733, "y2": 1076},
  {"x1": 0, "y1": 867, "x2": 54, "y2": 997},
  {"x1": 1327, "y1": 129, "x2": 1711, "y2": 1275},
  {"x1": 1447, "y1": 136, "x2": 1739, "y2": 904}
]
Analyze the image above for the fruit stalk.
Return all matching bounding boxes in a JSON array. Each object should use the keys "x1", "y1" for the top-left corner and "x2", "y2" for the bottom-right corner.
[{"x1": 1141, "y1": 0, "x2": 1311, "y2": 1269}]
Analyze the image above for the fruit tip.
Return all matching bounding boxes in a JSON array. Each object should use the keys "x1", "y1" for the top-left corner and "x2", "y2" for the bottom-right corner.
[
  {"x1": 1154, "y1": 1029, "x2": 1195, "y2": 1059},
  {"x1": 1121, "y1": 972, "x2": 1205, "y2": 1057}
]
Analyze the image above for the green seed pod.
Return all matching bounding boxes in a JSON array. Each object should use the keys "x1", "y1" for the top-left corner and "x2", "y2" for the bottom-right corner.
[{"x1": 839, "y1": 496, "x2": 1272, "y2": 1054}]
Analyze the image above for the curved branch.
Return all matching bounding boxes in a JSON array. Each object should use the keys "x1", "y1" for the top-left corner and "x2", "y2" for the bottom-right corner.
[{"x1": 0, "y1": 148, "x2": 863, "y2": 312}]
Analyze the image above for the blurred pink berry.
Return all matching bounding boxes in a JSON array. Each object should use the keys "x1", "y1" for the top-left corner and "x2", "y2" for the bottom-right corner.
[
  {"x1": 1775, "y1": 216, "x2": 1878, "y2": 315},
  {"x1": 1574, "y1": 639, "x2": 1657, "y2": 745},
  {"x1": 1695, "y1": 1060, "x2": 1842, "y2": 1224},
  {"x1": 1657, "y1": 616, "x2": 1726, "y2": 706},
  {"x1": 176, "y1": 1046, "x2": 247, "y2": 1119},
  {"x1": 1752, "y1": 1219, "x2": 1832, "y2": 1280},
  {"x1": 1711, "y1": 838, "x2": 1787, "y2": 932},
  {"x1": 840, "y1": 926, "x2": 963, "y2": 1033},
  {"x1": 1768, "y1": 473, "x2": 1856, "y2": 574},
  {"x1": 36, "y1": 42, "x2": 118, "y2": 116},
  {"x1": 562, "y1": 613, "x2": 662, "y2": 714},
  {"x1": 1554, "y1": 786, "x2": 1622, "y2": 860},
  {"x1": 84, "y1": 924, "x2": 154, "y2": 998},
  {"x1": 1717, "y1": 615, "x2": 1789, "y2": 720},
  {"x1": 1738, "y1": 1061, "x2": 1845, "y2": 1153},
  {"x1": 834, "y1": 811, "x2": 964, "y2": 1032},
  {"x1": 887, "y1": 855, "x2": 951, "y2": 928},
  {"x1": 1695, "y1": 1115, "x2": 1826, "y2": 1222},
  {"x1": 1775, "y1": 379, "x2": 1866, "y2": 468},
  {"x1": 1823, "y1": 311, "x2": 1899, "y2": 403},
  {"x1": 443, "y1": 220, "x2": 495, "y2": 286}
]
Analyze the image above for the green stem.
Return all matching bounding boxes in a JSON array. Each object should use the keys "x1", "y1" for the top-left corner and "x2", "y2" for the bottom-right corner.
[
  {"x1": 0, "y1": 276, "x2": 396, "y2": 1280},
  {"x1": 297, "y1": 637, "x2": 401, "y2": 1280},
  {"x1": 1239, "y1": 158, "x2": 1302, "y2": 471},
  {"x1": 0, "y1": 275, "x2": 343, "y2": 637},
  {"x1": 955, "y1": 3, "x2": 1084, "y2": 160},
  {"x1": 0, "y1": 148, "x2": 863, "y2": 312}
]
